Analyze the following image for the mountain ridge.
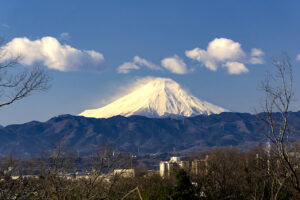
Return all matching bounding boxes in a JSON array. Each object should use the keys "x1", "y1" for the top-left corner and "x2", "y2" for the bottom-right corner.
[{"x1": 1, "y1": 112, "x2": 300, "y2": 158}]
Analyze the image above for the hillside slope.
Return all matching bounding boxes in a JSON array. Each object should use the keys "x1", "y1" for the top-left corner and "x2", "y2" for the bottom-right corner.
[{"x1": 1, "y1": 112, "x2": 300, "y2": 158}]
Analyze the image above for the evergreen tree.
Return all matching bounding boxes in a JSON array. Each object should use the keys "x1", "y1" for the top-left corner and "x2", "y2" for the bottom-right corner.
[{"x1": 171, "y1": 169, "x2": 197, "y2": 200}]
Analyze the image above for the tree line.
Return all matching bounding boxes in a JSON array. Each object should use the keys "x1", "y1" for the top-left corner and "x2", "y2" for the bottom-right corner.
[{"x1": 0, "y1": 143, "x2": 299, "y2": 200}]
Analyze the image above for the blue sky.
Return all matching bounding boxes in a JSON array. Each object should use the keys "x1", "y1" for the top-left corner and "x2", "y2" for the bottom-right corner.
[{"x1": 0, "y1": 0, "x2": 300, "y2": 125}]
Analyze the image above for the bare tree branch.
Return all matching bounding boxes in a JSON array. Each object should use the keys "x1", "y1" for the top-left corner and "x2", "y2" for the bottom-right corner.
[
  {"x1": 260, "y1": 53, "x2": 300, "y2": 193},
  {"x1": 0, "y1": 40, "x2": 50, "y2": 108}
]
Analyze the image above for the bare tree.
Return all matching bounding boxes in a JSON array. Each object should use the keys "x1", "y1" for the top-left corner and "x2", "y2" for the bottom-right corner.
[
  {"x1": 0, "y1": 40, "x2": 50, "y2": 108},
  {"x1": 261, "y1": 53, "x2": 300, "y2": 193},
  {"x1": 78, "y1": 144, "x2": 133, "y2": 200},
  {"x1": 37, "y1": 144, "x2": 75, "y2": 200}
]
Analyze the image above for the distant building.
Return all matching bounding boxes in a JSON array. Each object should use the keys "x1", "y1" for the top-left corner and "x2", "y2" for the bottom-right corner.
[
  {"x1": 159, "y1": 155, "x2": 210, "y2": 178},
  {"x1": 159, "y1": 157, "x2": 189, "y2": 177},
  {"x1": 113, "y1": 169, "x2": 135, "y2": 178}
]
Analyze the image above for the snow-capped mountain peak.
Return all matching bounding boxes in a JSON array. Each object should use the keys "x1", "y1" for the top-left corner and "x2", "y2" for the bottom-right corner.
[{"x1": 79, "y1": 77, "x2": 228, "y2": 118}]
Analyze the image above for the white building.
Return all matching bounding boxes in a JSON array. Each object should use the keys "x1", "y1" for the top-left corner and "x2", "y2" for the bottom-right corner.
[{"x1": 159, "y1": 157, "x2": 189, "y2": 177}]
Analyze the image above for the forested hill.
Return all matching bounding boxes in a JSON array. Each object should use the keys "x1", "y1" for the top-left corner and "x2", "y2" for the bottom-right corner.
[{"x1": 0, "y1": 112, "x2": 300, "y2": 158}]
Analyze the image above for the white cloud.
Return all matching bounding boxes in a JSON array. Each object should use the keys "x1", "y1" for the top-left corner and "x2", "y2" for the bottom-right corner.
[
  {"x1": 161, "y1": 55, "x2": 189, "y2": 74},
  {"x1": 117, "y1": 62, "x2": 140, "y2": 74},
  {"x1": 251, "y1": 48, "x2": 264, "y2": 57},
  {"x1": 249, "y1": 48, "x2": 264, "y2": 64},
  {"x1": 117, "y1": 56, "x2": 162, "y2": 73},
  {"x1": 0, "y1": 36, "x2": 105, "y2": 72},
  {"x1": 223, "y1": 62, "x2": 249, "y2": 75},
  {"x1": 60, "y1": 32, "x2": 70, "y2": 40},
  {"x1": 297, "y1": 54, "x2": 300, "y2": 60},
  {"x1": 206, "y1": 38, "x2": 245, "y2": 61},
  {"x1": 185, "y1": 38, "x2": 264, "y2": 74},
  {"x1": 133, "y1": 56, "x2": 161, "y2": 71},
  {"x1": 185, "y1": 48, "x2": 218, "y2": 71},
  {"x1": 249, "y1": 57, "x2": 264, "y2": 65},
  {"x1": 118, "y1": 55, "x2": 191, "y2": 75}
]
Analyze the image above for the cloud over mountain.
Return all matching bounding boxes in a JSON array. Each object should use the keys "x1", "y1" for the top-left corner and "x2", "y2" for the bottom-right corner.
[
  {"x1": 117, "y1": 62, "x2": 140, "y2": 74},
  {"x1": 117, "y1": 56, "x2": 162, "y2": 74},
  {"x1": 185, "y1": 38, "x2": 264, "y2": 74},
  {"x1": 0, "y1": 36, "x2": 105, "y2": 72},
  {"x1": 161, "y1": 55, "x2": 189, "y2": 74},
  {"x1": 118, "y1": 55, "x2": 190, "y2": 75},
  {"x1": 118, "y1": 38, "x2": 263, "y2": 75}
]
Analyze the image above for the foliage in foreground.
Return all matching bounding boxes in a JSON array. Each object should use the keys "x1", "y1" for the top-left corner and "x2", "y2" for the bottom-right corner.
[{"x1": 0, "y1": 144, "x2": 299, "y2": 200}]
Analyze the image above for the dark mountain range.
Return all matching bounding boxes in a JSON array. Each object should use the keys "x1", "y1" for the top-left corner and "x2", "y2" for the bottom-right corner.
[{"x1": 0, "y1": 112, "x2": 300, "y2": 158}]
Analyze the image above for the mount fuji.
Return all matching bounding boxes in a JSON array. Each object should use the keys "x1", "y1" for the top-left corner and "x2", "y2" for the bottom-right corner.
[{"x1": 79, "y1": 77, "x2": 228, "y2": 118}]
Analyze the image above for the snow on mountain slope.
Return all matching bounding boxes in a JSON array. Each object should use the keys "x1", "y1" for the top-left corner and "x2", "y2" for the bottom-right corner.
[{"x1": 79, "y1": 77, "x2": 228, "y2": 118}]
